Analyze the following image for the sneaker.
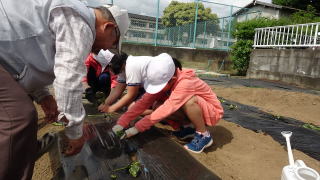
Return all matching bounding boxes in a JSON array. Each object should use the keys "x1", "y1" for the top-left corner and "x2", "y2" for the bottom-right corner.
[
  {"x1": 184, "y1": 133, "x2": 213, "y2": 153},
  {"x1": 172, "y1": 127, "x2": 195, "y2": 140}
]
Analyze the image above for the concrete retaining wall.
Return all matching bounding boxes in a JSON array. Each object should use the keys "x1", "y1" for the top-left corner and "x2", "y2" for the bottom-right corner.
[
  {"x1": 247, "y1": 48, "x2": 320, "y2": 90},
  {"x1": 122, "y1": 43, "x2": 232, "y2": 71}
]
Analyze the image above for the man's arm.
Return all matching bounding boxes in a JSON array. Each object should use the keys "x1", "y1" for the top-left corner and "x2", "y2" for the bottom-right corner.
[{"x1": 49, "y1": 7, "x2": 94, "y2": 139}]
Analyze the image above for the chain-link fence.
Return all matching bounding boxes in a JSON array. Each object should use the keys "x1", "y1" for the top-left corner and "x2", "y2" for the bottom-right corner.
[{"x1": 108, "y1": 0, "x2": 262, "y2": 50}]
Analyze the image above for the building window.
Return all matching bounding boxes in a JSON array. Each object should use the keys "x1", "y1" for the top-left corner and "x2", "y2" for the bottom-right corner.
[
  {"x1": 131, "y1": 20, "x2": 147, "y2": 28},
  {"x1": 149, "y1": 23, "x2": 156, "y2": 28},
  {"x1": 131, "y1": 31, "x2": 147, "y2": 38}
]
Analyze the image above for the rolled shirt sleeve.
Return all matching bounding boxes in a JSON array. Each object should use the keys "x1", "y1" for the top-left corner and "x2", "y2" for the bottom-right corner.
[{"x1": 49, "y1": 7, "x2": 94, "y2": 139}]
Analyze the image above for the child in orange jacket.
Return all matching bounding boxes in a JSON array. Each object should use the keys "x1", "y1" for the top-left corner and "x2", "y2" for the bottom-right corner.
[
  {"x1": 112, "y1": 57, "x2": 224, "y2": 153},
  {"x1": 83, "y1": 50, "x2": 118, "y2": 103}
]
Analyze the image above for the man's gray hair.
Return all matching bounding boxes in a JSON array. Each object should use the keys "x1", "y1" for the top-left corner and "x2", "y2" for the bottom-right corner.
[{"x1": 95, "y1": 6, "x2": 116, "y2": 22}]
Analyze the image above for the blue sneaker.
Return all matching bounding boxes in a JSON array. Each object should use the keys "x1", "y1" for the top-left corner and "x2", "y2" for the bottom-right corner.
[
  {"x1": 172, "y1": 127, "x2": 195, "y2": 140},
  {"x1": 184, "y1": 133, "x2": 213, "y2": 153}
]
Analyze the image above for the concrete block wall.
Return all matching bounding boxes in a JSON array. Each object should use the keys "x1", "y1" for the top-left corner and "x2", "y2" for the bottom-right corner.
[
  {"x1": 248, "y1": 48, "x2": 320, "y2": 90},
  {"x1": 122, "y1": 43, "x2": 232, "y2": 71}
]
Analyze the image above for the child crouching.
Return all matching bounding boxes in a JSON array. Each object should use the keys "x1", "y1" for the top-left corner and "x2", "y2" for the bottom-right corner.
[{"x1": 112, "y1": 57, "x2": 224, "y2": 153}]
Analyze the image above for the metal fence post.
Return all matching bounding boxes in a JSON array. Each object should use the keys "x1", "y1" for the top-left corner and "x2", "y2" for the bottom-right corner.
[
  {"x1": 192, "y1": 0, "x2": 199, "y2": 48},
  {"x1": 154, "y1": 0, "x2": 160, "y2": 46},
  {"x1": 227, "y1": 5, "x2": 234, "y2": 48},
  {"x1": 314, "y1": 24, "x2": 318, "y2": 46},
  {"x1": 221, "y1": 17, "x2": 225, "y2": 40},
  {"x1": 253, "y1": 29, "x2": 257, "y2": 48},
  {"x1": 203, "y1": 21, "x2": 207, "y2": 48},
  {"x1": 110, "y1": 0, "x2": 113, "y2": 5}
]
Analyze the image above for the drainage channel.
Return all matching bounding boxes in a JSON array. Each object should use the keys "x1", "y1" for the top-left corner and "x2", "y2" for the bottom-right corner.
[{"x1": 220, "y1": 98, "x2": 320, "y2": 161}]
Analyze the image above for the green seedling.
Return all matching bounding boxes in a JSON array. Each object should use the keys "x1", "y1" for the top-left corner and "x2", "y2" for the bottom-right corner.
[
  {"x1": 218, "y1": 98, "x2": 226, "y2": 103},
  {"x1": 110, "y1": 174, "x2": 117, "y2": 179},
  {"x1": 302, "y1": 123, "x2": 320, "y2": 131},
  {"x1": 111, "y1": 161, "x2": 141, "y2": 178},
  {"x1": 228, "y1": 104, "x2": 238, "y2": 110},
  {"x1": 128, "y1": 161, "x2": 141, "y2": 177},
  {"x1": 115, "y1": 130, "x2": 125, "y2": 139}
]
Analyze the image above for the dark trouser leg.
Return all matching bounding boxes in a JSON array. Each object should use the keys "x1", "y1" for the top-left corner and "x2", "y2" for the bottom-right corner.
[
  {"x1": 0, "y1": 65, "x2": 38, "y2": 180},
  {"x1": 98, "y1": 72, "x2": 111, "y2": 97},
  {"x1": 87, "y1": 66, "x2": 100, "y2": 93},
  {"x1": 86, "y1": 66, "x2": 100, "y2": 103}
]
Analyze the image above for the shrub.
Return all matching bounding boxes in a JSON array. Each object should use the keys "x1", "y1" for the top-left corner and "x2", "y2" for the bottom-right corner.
[
  {"x1": 230, "y1": 18, "x2": 287, "y2": 75},
  {"x1": 230, "y1": 40, "x2": 253, "y2": 76}
]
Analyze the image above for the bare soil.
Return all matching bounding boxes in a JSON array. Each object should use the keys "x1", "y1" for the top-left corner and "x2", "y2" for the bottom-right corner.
[{"x1": 32, "y1": 84, "x2": 320, "y2": 180}]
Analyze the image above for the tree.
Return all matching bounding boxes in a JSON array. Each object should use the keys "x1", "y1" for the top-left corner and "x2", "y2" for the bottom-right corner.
[
  {"x1": 272, "y1": 0, "x2": 320, "y2": 13},
  {"x1": 291, "y1": 5, "x2": 320, "y2": 23},
  {"x1": 161, "y1": 1, "x2": 219, "y2": 45}
]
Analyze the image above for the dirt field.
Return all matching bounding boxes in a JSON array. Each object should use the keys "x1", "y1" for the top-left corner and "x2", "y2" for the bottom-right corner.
[{"x1": 32, "y1": 83, "x2": 320, "y2": 180}]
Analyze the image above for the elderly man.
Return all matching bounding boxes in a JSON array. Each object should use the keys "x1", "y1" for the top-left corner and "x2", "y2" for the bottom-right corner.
[{"x1": 0, "y1": 0, "x2": 129, "y2": 179}]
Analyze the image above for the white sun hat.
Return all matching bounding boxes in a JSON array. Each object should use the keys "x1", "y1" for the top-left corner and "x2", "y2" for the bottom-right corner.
[
  {"x1": 83, "y1": 1, "x2": 130, "y2": 53},
  {"x1": 144, "y1": 53, "x2": 176, "y2": 94},
  {"x1": 93, "y1": 49, "x2": 115, "y2": 70}
]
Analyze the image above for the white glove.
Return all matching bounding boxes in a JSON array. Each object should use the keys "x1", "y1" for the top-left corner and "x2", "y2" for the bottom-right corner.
[
  {"x1": 112, "y1": 124, "x2": 124, "y2": 133},
  {"x1": 112, "y1": 124, "x2": 125, "y2": 138},
  {"x1": 124, "y1": 127, "x2": 139, "y2": 139}
]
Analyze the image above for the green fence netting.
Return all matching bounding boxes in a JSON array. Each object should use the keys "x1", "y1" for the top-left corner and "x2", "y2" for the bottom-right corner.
[{"x1": 108, "y1": 0, "x2": 262, "y2": 50}]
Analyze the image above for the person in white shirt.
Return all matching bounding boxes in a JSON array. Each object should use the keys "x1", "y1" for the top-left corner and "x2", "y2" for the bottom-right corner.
[
  {"x1": 0, "y1": 0, "x2": 129, "y2": 179},
  {"x1": 98, "y1": 53, "x2": 173, "y2": 114}
]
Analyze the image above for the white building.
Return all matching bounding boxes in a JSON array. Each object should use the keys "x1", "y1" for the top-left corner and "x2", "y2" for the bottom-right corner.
[{"x1": 233, "y1": 0, "x2": 301, "y2": 22}]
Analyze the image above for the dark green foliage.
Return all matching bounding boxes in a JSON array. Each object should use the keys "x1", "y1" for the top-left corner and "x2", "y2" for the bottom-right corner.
[
  {"x1": 272, "y1": 0, "x2": 320, "y2": 13},
  {"x1": 290, "y1": 5, "x2": 320, "y2": 24},
  {"x1": 230, "y1": 40, "x2": 253, "y2": 75},
  {"x1": 162, "y1": 1, "x2": 219, "y2": 45},
  {"x1": 233, "y1": 18, "x2": 289, "y2": 40},
  {"x1": 231, "y1": 18, "x2": 288, "y2": 75},
  {"x1": 162, "y1": 1, "x2": 218, "y2": 27}
]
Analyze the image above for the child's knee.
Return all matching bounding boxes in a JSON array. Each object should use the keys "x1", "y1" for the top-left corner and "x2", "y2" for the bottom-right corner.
[{"x1": 183, "y1": 96, "x2": 198, "y2": 109}]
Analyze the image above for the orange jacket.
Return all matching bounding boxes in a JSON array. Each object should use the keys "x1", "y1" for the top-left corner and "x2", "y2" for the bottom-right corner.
[{"x1": 83, "y1": 53, "x2": 118, "y2": 88}]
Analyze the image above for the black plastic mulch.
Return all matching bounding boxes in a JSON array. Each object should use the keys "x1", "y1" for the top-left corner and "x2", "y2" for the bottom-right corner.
[
  {"x1": 220, "y1": 98, "x2": 320, "y2": 161},
  {"x1": 52, "y1": 121, "x2": 220, "y2": 180}
]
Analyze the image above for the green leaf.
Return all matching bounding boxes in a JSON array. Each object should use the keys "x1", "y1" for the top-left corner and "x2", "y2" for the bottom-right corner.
[
  {"x1": 128, "y1": 161, "x2": 141, "y2": 177},
  {"x1": 302, "y1": 123, "x2": 320, "y2": 131},
  {"x1": 115, "y1": 130, "x2": 125, "y2": 139},
  {"x1": 110, "y1": 174, "x2": 117, "y2": 179}
]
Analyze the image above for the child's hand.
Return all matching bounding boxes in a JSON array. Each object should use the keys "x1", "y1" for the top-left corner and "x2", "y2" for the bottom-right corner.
[
  {"x1": 124, "y1": 127, "x2": 139, "y2": 139},
  {"x1": 98, "y1": 103, "x2": 109, "y2": 112}
]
